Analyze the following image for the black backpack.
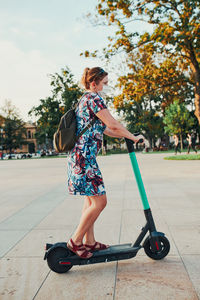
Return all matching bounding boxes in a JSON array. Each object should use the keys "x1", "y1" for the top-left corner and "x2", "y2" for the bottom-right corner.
[{"x1": 53, "y1": 95, "x2": 97, "y2": 153}]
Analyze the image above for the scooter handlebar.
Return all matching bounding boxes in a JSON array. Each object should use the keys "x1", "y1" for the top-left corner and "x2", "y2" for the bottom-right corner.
[
  {"x1": 125, "y1": 133, "x2": 145, "y2": 153},
  {"x1": 125, "y1": 138, "x2": 135, "y2": 153}
]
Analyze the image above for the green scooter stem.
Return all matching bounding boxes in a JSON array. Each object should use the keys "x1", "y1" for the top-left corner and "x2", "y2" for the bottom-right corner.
[{"x1": 125, "y1": 138, "x2": 150, "y2": 210}]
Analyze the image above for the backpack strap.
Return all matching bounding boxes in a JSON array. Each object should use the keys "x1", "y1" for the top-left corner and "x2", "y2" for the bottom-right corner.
[
  {"x1": 73, "y1": 92, "x2": 89, "y2": 110},
  {"x1": 75, "y1": 92, "x2": 98, "y2": 141},
  {"x1": 76, "y1": 116, "x2": 97, "y2": 140}
]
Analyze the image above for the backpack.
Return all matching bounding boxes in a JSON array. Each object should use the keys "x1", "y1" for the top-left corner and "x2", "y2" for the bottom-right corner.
[{"x1": 53, "y1": 95, "x2": 97, "y2": 153}]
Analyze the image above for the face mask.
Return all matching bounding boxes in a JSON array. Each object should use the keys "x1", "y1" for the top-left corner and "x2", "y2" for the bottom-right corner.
[{"x1": 101, "y1": 84, "x2": 112, "y2": 96}]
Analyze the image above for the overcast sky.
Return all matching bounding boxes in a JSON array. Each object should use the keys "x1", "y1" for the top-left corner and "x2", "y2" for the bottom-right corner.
[{"x1": 0, "y1": 0, "x2": 153, "y2": 121}]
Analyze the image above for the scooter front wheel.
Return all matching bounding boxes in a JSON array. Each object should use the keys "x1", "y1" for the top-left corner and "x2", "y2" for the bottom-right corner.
[
  {"x1": 47, "y1": 246, "x2": 73, "y2": 273},
  {"x1": 144, "y1": 235, "x2": 170, "y2": 260}
]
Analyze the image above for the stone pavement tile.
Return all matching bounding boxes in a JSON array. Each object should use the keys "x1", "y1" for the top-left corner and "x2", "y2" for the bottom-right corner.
[
  {"x1": 96, "y1": 207, "x2": 121, "y2": 225},
  {"x1": 0, "y1": 257, "x2": 50, "y2": 300},
  {"x1": 153, "y1": 195, "x2": 197, "y2": 211},
  {"x1": 36, "y1": 199, "x2": 81, "y2": 230},
  {"x1": 174, "y1": 181, "x2": 200, "y2": 204},
  {"x1": 0, "y1": 184, "x2": 68, "y2": 231},
  {"x1": 4, "y1": 228, "x2": 74, "y2": 258},
  {"x1": 114, "y1": 256, "x2": 198, "y2": 300},
  {"x1": 169, "y1": 225, "x2": 200, "y2": 255},
  {"x1": 182, "y1": 255, "x2": 200, "y2": 298},
  {"x1": 0, "y1": 185, "x2": 51, "y2": 223},
  {"x1": 123, "y1": 187, "x2": 159, "y2": 210},
  {"x1": 0, "y1": 201, "x2": 30, "y2": 224},
  {"x1": 161, "y1": 209, "x2": 200, "y2": 226},
  {"x1": 106, "y1": 189, "x2": 125, "y2": 204},
  {"x1": 34, "y1": 262, "x2": 116, "y2": 300},
  {"x1": 146, "y1": 182, "x2": 186, "y2": 199},
  {"x1": 92, "y1": 224, "x2": 121, "y2": 245},
  {"x1": 119, "y1": 210, "x2": 178, "y2": 256},
  {"x1": 0, "y1": 230, "x2": 27, "y2": 258}
]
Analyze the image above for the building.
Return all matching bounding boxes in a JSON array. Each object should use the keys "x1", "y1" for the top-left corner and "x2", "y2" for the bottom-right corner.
[
  {"x1": 16, "y1": 122, "x2": 37, "y2": 153},
  {"x1": 0, "y1": 115, "x2": 37, "y2": 154}
]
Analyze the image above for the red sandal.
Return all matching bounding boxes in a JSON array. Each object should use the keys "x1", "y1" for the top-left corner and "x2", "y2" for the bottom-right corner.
[
  {"x1": 67, "y1": 239, "x2": 93, "y2": 259},
  {"x1": 84, "y1": 241, "x2": 109, "y2": 252}
]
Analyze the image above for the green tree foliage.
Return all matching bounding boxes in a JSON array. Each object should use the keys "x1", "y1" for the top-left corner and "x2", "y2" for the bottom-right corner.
[
  {"x1": 117, "y1": 94, "x2": 164, "y2": 147},
  {"x1": 0, "y1": 100, "x2": 27, "y2": 153},
  {"x1": 163, "y1": 100, "x2": 195, "y2": 149},
  {"x1": 114, "y1": 50, "x2": 194, "y2": 111},
  {"x1": 29, "y1": 97, "x2": 62, "y2": 148},
  {"x1": 49, "y1": 67, "x2": 83, "y2": 111},
  {"x1": 29, "y1": 67, "x2": 83, "y2": 147},
  {"x1": 85, "y1": 0, "x2": 200, "y2": 123}
]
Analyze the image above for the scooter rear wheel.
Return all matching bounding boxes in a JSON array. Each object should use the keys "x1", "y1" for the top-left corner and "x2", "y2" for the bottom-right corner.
[
  {"x1": 47, "y1": 247, "x2": 73, "y2": 273},
  {"x1": 144, "y1": 236, "x2": 170, "y2": 260}
]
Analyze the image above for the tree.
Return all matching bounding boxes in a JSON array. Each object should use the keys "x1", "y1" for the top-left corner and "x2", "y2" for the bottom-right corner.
[
  {"x1": 116, "y1": 93, "x2": 164, "y2": 147},
  {"x1": 163, "y1": 100, "x2": 195, "y2": 149},
  {"x1": 85, "y1": 0, "x2": 200, "y2": 123},
  {"x1": 113, "y1": 49, "x2": 194, "y2": 112},
  {"x1": 0, "y1": 100, "x2": 27, "y2": 154},
  {"x1": 29, "y1": 96, "x2": 62, "y2": 148},
  {"x1": 189, "y1": 110, "x2": 200, "y2": 143},
  {"x1": 29, "y1": 67, "x2": 83, "y2": 148},
  {"x1": 49, "y1": 66, "x2": 83, "y2": 111}
]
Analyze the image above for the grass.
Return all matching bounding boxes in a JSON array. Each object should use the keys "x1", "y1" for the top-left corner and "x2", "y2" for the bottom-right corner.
[
  {"x1": 100, "y1": 149, "x2": 128, "y2": 156},
  {"x1": 164, "y1": 154, "x2": 200, "y2": 160},
  {"x1": 143, "y1": 149, "x2": 175, "y2": 154}
]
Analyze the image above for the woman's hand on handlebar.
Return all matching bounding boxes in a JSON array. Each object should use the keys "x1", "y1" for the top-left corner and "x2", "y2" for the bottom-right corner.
[{"x1": 132, "y1": 134, "x2": 145, "y2": 144}]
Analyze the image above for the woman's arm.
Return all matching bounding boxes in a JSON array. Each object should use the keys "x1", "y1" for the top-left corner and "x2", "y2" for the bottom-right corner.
[
  {"x1": 97, "y1": 109, "x2": 143, "y2": 142},
  {"x1": 104, "y1": 127, "x2": 124, "y2": 138}
]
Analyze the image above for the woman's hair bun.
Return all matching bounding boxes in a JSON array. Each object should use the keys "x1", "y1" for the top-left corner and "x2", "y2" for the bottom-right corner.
[{"x1": 81, "y1": 67, "x2": 108, "y2": 90}]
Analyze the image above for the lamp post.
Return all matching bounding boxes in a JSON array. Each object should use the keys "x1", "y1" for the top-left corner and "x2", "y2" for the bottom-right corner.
[
  {"x1": 45, "y1": 133, "x2": 48, "y2": 152},
  {"x1": 0, "y1": 128, "x2": 3, "y2": 160}
]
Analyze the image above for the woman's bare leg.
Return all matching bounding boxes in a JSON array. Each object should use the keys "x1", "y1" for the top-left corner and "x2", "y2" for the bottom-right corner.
[
  {"x1": 71, "y1": 194, "x2": 107, "y2": 245},
  {"x1": 82, "y1": 196, "x2": 95, "y2": 245}
]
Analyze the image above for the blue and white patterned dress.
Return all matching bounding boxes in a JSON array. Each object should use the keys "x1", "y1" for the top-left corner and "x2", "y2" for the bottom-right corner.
[{"x1": 67, "y1": 92, "x2": 107, "y2": 196}]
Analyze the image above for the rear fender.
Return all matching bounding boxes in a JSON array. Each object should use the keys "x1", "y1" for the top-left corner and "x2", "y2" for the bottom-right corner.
[{"x1": 44, "y1": 242, "x2": 68, "y2": 260}]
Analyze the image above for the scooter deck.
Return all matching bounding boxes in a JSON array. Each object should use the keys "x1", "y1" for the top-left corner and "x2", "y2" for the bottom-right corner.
[{"x1": 59, "y1": 243, "x2": 142, "y2": 266}]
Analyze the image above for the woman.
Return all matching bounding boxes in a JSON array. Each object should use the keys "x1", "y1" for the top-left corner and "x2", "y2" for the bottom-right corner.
[
  {"x1": 67, "y1": 67, "x2": 144, "y2": 259},
  {"x1": 173, "y1": 134, "x2": 181, "y2": 155},
  {"x1": 187, "y1": 133, "x2": 197, "y2": 154}
]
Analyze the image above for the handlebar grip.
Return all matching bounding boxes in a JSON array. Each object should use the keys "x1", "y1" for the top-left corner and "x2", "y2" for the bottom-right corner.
[
  {"x1": 125, "y1": 138, "x2": 135, "y2": 153},
  {"x1": 125, "y1": 135, "x2": 144, "y2": 153}
]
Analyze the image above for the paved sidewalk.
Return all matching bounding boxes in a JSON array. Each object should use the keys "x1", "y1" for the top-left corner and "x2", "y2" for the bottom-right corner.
[{"x1": 0, "y1": 153, "x2": 199, "y2": 300}]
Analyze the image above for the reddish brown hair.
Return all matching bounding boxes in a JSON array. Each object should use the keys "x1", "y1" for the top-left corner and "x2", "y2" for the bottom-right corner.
[{"x1": 81, "y1": 67, "x2": 108, "y2": 89}]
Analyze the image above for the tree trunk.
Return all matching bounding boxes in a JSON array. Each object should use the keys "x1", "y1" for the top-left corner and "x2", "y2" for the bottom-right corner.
[
  {"x1": 188, "y1": 42, "x2": 200, "y2": 124},
  {"x1": 102, "y1": 137, "x2": 105, "y2": 155},
  {"x1": 180, "y1": 134, "x2": 183, "y2": 151},
  {"x1": 147, "y1": 136, "x2": 152, "y2": 149}
]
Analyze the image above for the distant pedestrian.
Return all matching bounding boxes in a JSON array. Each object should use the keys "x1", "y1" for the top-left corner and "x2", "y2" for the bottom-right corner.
[
  {"x1": 187, "y1": 133, "x2": 197, "y2": 154},
  {"x1": 173, "y1": 135, "x2": 181, "y2": 155},
  {"x1": 103, "y1": 138, "x2": 107, "y2": 153}
]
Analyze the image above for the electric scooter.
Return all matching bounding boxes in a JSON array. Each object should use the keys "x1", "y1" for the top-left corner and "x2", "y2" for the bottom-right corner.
[{"x1": 44, "y1": 138, "x2": 170, "y2": 273}]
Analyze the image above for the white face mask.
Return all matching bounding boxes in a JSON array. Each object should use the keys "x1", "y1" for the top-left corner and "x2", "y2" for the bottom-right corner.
[{"x1": 101, "y1": 84, "x2": 112, "y2": 96}]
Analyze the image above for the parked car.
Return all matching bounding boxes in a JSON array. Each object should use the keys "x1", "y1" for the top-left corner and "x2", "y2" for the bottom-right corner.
[
  {"x1": 31, "y1": 153, "x2": 41, "y2": 158},
  {"x1": 3, "y1": 154, "x2": 16, "y2": 159},
  {"x1": 16, "y1": 153, "x2": 32, "y2": 159}
]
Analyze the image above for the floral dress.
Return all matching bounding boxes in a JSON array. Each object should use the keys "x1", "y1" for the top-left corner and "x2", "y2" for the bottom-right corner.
[{"x1": 67, "y1": 92, "x2": 107, "y2": 196}]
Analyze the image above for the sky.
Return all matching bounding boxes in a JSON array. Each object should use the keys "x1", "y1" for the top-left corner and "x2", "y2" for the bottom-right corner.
[{"x1": 0, "y1": 0, "x2": 153, "y2": 121}]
